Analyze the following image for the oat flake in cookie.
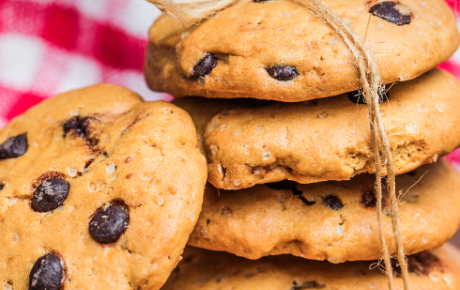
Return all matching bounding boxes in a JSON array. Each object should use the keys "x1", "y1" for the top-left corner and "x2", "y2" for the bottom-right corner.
[
  {"x1": 162, "y1": 245, "x2": 460, "y2": 290},
  {"x1": 175, "y1": 69, "x2": 460, "y2": 189},
  {"x1": 0, "y1": 84, "x2": 207, "y2": 290},
  {"x1": 189, "y1": 161, "x2": 460, "y2": 262},
  {"x1": 145, "y1": 0, "x2": 459, "y2": 102}
]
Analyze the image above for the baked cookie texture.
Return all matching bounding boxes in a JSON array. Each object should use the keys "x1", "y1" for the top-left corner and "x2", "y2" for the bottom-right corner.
[
  {"x1": 0, "y1": 84, "x2": 207, "y2": 290},
  {"x1": 162, "y1": 245, "x2": 460, "y2": 290},
  {"x1": 145, "y1": 0, "x2": 459, "y2": 102},
  {"x1": 174, "y1": 69, "x2": 460, "y2": 189},
  {"x1": 189, "y1": 160, "x2": 460, "y2": 262}
]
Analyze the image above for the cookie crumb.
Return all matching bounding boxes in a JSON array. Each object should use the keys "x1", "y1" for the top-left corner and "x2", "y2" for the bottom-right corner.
[
  {"x1": 336, "y1": 225, "x2": 343, "y2": 237},
  {"x1": 142, "y1": 174, "x2": 153, "y2": 181},
  {"x1": 262, "y1": 152, "x2": 271, "y2": 160},
  {"x1": 106, "y1": 163, "x2": 116, "y2": 174},
  {"x1": 417, "y1": 104, "x2": 427, "y2": 113},
  {"x1": 68, "y1": 168, "x2": 77, "y2": 177},
  {"x1": 405, "y1": 124, "x2": 416, "y2": 133}
]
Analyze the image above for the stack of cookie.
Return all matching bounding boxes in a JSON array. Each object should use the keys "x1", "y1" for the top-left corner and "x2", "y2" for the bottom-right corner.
[{"x1": 144, "y1": 0, "x2": 460, "y2": 288}]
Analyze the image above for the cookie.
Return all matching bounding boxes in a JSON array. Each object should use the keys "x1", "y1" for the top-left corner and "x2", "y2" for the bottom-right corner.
[
  {"x1": 0, "y1": 84, "x2": 207, "y2": 290},
  {"x1": 144, "y1": 0, "x2": 459, "y2": 102},
  {"x1": 174, "y1": 69, "x2": 460, "y2": 189},
  {"x1": 189, "y1": 160, "x2": 460, "y2": 261},
  {"x1": 162, "y1": 244, "x2": 460, "y2": 290}
]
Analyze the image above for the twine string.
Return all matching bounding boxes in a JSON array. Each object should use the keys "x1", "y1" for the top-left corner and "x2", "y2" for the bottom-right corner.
[{"x1": 146, "y1": 0, "x2": 411, "y2": 288}]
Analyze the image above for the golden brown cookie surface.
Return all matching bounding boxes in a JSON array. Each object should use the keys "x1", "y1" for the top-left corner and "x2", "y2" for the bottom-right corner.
[
  {"x1": 175, "y1": 69, "x2": 460, "y2": 189},
  {"x1": 162, "y1": 245, "x2": 460, "y2": 290},
  {"x1": 145, "y1": 0, "x2": 459, "y2": 102},
  {"x1": 0, "y1": 84, "x2": 207, "y2": 290},
  {"x1": 189, "y1": 160, "x2": 460, "y2": 262}
]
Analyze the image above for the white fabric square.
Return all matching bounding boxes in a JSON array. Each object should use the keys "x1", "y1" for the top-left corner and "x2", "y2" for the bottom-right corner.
[
  {"x1": 75, "y1": 0, "x2": 111, "y2": 19},
  {"x1": 55, "y1": 55, "x2": 102, "y2": 94},
  {"x1": 121, "y1": 0, "x2": 162, "y2": 37},
  {"x1": 0, "y1": 34, "x2": 45, "y2": 90}
]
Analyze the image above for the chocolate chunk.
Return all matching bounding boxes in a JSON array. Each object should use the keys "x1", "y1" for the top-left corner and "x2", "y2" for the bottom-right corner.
[
  {"x1": 0, "y1": 184, "x2": 3, "y2": 190},
  {"x1": 370, "y1": 2, "x2": 411, "y2": 26},
  {"x1": 254, "y1": 0, "x2": 271, "y2": 2},
  {"x1": 29, "y1": 254, "x2": 64, "y2": 290},
  {"x1": 266, "y1": 180, "x2": 315, "y2": 206},
  {"x1": 348, "y1": 88, "x2": 389, "y2": 104},
  {"x1": 0, "y1": 134, "x2": 28, "y2": 160},
  {"x1": 292, "y1": 281, "x2": 325, "y2": 289},
  {"x1": 192, "y1": 54, "x2": 217, "y2": 77},
  {"x1": 64, "y1": 116, "x2": 92, "y2": 138},
  {"x1": 31, "y1": 178, "x2": 70, "y2": 212},
  {"x1": 89, "y1": 203, "x2": 129, "y2": 243},
  {"x1": 322, "y1": 195, "x2": 343, "y2": 210},
  {"x1": 361, "y1": 191, "x2": 377, "y2": 208},
  {"x1": 266, "y1": 65, "x2": 298, "y2": 81}
]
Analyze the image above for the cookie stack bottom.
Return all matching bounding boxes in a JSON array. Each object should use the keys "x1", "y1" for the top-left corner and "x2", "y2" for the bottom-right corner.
[
  {"x1": 169, "y1": 69, "x2": 460, "y2": 288},
  {"x1": 163, "y1": 245, "x2": 460, "y2": 290}
]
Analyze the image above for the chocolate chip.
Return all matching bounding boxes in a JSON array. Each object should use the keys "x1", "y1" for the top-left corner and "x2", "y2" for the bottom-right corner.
[
  {"x1": 266, "y1": 65, "x2": 298, "y2": 81},
  {"x1": 0, "y1": 134, "x2": 28, "y2": 160},
  {"x1": 370, "y1": 2, "x2": 411, "y2": 26},
  {"x1": 89, "y1": 203, "x2": 129, "y2": 243},
  {"x1": 348, "y1": 88, "x2": 389, "y2": 104},
  {"x1": 266, "y1": 180, "x2": 315, "y2": 206},
  {"x1": 31, "y1": 178, "x2": 70, "y2": 212},
  {"x1": 29, "y1": 254, "x2": 64, "y2": 290},
  {"x1": 0, "y1": 184, "x2": 3, "y2": 190},
  {"x1": 361, "y1": 191, "x2": 377, "y2": 208},
  {"x1": 322, "y1": 195, "x2": 343, "y2": 210},
  {"x1": 254, "y1": 0, "x2": 271, "y2": 2},
  {"x1": 64, "y1": 116, "x2": 92, "y2": 138},
  {"x1": 192, "y1": 54, "x2": 217, "y2": 77},
  {"x1": 292, "y1": 281, "x2": 325, "y2": 289}
]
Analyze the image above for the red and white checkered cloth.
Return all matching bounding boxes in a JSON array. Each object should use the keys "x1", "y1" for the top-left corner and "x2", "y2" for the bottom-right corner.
[{"x1": 0, "y1": 0, "x2": 460, "y2": 165}]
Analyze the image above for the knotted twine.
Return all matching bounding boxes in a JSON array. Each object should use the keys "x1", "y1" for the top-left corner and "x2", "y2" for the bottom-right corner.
[{"x1": 146, "y1": 0, "x2": 411, "y2": 288}]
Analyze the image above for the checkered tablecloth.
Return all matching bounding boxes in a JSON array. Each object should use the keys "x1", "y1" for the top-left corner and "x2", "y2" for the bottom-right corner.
[{"x1": 0, "y1": 0, "x2": 460, "y2": 164}]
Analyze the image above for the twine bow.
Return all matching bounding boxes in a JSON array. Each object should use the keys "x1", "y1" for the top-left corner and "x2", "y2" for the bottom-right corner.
[{"x1": 146, "y1": 0, "x2": 411, "y2": 289}]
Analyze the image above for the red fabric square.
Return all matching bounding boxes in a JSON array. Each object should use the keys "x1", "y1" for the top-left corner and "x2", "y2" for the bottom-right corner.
[
  {"x1": 6, "y1": 93, "x2": 46, "y2": 119},
  {"x1": 94, "y1": 24, "x2": 146, "y2": 70},
  {"x1": 42, "y1": 4, "x2": 79, "y2": 50}
]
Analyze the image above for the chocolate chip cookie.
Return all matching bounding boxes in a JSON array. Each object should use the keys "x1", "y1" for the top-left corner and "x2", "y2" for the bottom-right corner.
[
  {"x1": 162, "y1": 245, "x2": 460, "y2": 290},
  {"x1": 174, "y1": 69, "x2": 460, "y2": 189},
  {"x1": 145, "y1": 0, "x2": 459, "y2": 102},
  {"x1": 189, "y1": 160, "x2": 460, "y2": 261},
  {"x1": 0, "y1": 84, "x2": 207, "y2": 290}
]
